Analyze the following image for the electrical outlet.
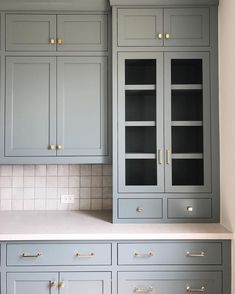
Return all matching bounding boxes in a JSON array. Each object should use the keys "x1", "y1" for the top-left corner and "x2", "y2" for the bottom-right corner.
[{"x1": 61, "y1": 195, "x2": 74, "y2": 204}]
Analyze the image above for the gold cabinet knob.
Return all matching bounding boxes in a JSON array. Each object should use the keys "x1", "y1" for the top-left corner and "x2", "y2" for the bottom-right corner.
[
  {"x1": 57, "y1": 37, "x2": 63, "y2": 45},
  {"x1": 165, "y1": 33, "x2": 170, "y2": 40},
  {"x1": 49, "y1": 37, "x2": 55, "y2": 45},
  {"x1": 157, "y1": 33, "x2": 163, "y2": 40},
  {"x1": 49, "y1": 144, "x2": 55, "y2": 150},
  {"x1": 57, "y1": 145, "x2": 62, "y2": 150},
  {"x1": 50, "y1": 281, "x2": 57, "y2": 288},
  {"x1": 59, "y1": 281, "x2": 65, "y2": 288},
  {"x1": 136, "y1": 207, "x2": 144, "y2": 213}
]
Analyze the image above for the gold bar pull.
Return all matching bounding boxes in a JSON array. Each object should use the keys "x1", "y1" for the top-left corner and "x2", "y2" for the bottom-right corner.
[
  {"x1": 134, "y1": 251, "x2": 154, "y2": 257},
  {"x1": 49, "y1": 37, "x2": 55, "y2": 45},
  {"x1": 186, "y1": 286, "x2": 206, "y2": 293},
  {"x1": 158, "y1": 149, "x2": 163, "y2": 164},
  {"x1": 165, "y1": 33, "x2": 170, "y2": 39},
  {"x1": 157, "y1": 33, "x2": 163, "y2": 40},
  {"x1": 186, "y1": 251, "x2": 205, "y2": 257},
  {"x1": 59, "y1": 281, "x2": 65, "y2": 288},
  {"x1": 50, "y1": 281, "x2": 57, "y2": 288},
  {"x1": 166, "y1": 149, "x2": 171, "y2": 164},
  {"x1": 22, "y1": 253, "x2": 42, "y2": 258},
  {"x1": 76, "y1": 252, "x2": 95, "y2": 257},
  {"x1": 57, "y1": 37, "x2": 63, "y2": 45},
  {"x1": 134, "y1": 287, "x2": 154, "y2": 293}
]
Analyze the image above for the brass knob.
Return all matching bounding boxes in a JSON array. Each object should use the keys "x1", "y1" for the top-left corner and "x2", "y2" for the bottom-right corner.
[
  {"x1": 57, "y1": 145, "x2": 62, "y2": 150},
  {"x1": 157, "y1": 33, "x2": 163, "y2": 40},
  {"x1": 60, "y1": 281, "x2": 65, "y2": 288},
  {"x1": 49, "y1": 144, "x2": 55, "y2": 150},
  {"x1": 50, "y1": 281, "x2": 57, "y2": 288},
  {"x1": 136, "y1": 207, "x2": 144, "y2": 213},
  {"x1": 165, "y1": 33, "x2": 170, "y2": 40},
  {"x1": 49, "y1": 37, "x2": 55, "y2": 45},
  {"x1": 57, "y1": 37, "x2": 63, "y2": 45}
]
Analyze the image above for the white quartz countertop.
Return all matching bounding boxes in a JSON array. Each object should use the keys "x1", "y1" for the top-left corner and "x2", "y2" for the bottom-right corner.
[{"x1": 0, "y1": 211, "x2": 232, "y2": 241}]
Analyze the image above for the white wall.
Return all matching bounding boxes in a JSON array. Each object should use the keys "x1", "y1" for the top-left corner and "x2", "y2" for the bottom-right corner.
[{"x1": 219, "y1": 0, "x2": 235, "y2": 292}]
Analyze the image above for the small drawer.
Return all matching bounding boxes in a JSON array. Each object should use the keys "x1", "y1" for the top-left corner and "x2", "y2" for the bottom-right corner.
[
  {"x1": 7, "y1": 243, "x2": 111, "y2": 266},
  {"x1": 118, "y1": 272, "x2": 222, "y2": 294},
  {"x1": 118, "y1": 199, "x2": 162, "y2": 219},
  {"x1": 167, "y1": 198, "x2": 212, "y2": 219},
  {"x1": 118, "y1": 242, "x2": 222, "y2": 265}
]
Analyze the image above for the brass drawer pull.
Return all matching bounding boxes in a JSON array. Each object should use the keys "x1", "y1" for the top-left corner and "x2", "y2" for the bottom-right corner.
[
  {"x1": 165, "y1": 33, "x2": 170, "y2": 39},
  {"x1": 76, "y1": 252, "x2": 95, "y2": 257},
  {"x1": 186, "y1": 251, "x2": 205, "y2": 257},
  {"x1": 57, "y1": 37, "x2": 63, "y2": 45},
  {"x1": 157, "y1": 33, "x2": 163, "y2": 40},
  {"x1": 136, "y1": 207, "x2": 144, "y2": 213},
  {"x1": 49, "y1": 37, "x2": 55, "y2": 45},
  {"x1": 134, "y1": 251, "x2": 154, "y2": 257},
  {"x1": 50, "y1": 281, "x2": 57, "y2": 288},
  {"x1": 186, "y1": 286, "x2": 206, "y2": 292},
  {"x1": 134, "y1": 287, "x2": 153, "y2": 293},
  {"x1": 166, "y1": 149, "x2": 171, "y2": 164},
  {"x1": 158, "y1": 149, "x2": 163, "y2": 165},
  {"x1": 59, "y1": 281, "x2": 65, "y2": 288},
  {"x1": 22, "y1": 252, "x2": 43, "y2": 258}
]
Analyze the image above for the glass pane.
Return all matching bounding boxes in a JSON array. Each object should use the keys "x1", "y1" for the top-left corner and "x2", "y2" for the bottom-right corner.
[
  {"x1": 172, "y1": 126, "x2": 203, "y2": 153},
  {"x1": 126, "y1": 159, "x2": 157, "y2": 185},
  {"x1": 126, "y1": 90, "x2": 156, "y2": 121},
  {"x1": 172, "y1": 159, "x2": 204, "y2": 185},
  {"x1": 171, "y1": 59, "x2": 202, "y2": 84},
  {"x1": 125, "y1": 59, "x2": 156, "y2": 85},
  {"x1": 172, "y1": 90, "x2": 203, "y2": 121},
  {"x1": 126, "y1": 126, "x2": 156, "y2": 153}
]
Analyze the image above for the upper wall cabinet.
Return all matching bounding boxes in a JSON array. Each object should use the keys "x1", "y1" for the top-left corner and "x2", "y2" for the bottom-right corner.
[
  {"x1": 117, "y1": 8, "x2": 209, "y2": 47},
  {"x1": 6, "y1": 14, "x2": 108, "y2": 51}
]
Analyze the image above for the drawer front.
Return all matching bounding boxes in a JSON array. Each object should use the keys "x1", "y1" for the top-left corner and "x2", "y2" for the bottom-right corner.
[
  {"x1": 164, "y1": 8, "x2": 210, "y2": 46},
  {"x1": 167, "y1": 199, "x2": 212, "y2": 219},
  {"x1": 118, "y1": 9, "x2": 163, "y2": 47},
  {"x1": 118, "y1": 199, "x2": 163, "y2": 219},
  {"x1": 118, "y1": 242, "x2": 221, "y2": 265},
  {"x1": 7, "y1": 243, "x2": 111, "y2": 266},
  {"x1": 6, "y1": 14, "x2": 56, "y2": 51},
  {"x1": 57, "y1": 15, "x2": 107, "y2": 51},
  {"x1": 118, "y1": 272, "x2": 222, "y2": 294}
]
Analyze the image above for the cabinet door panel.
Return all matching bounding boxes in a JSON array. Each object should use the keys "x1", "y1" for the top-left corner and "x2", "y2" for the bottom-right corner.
[
  {"x1": 164, "y1": 8, "x2": 209, "y2": 46},
  {"x1": 5, "y1": 57, "x2": 56, "y2": 157},
  {"x1": 57, "y1": 15, "x2": 107, "y2": 51},
  {"x1": 6, "y1": 14, "x2": 56, "y2": 51},
  {"x1": 118, "y1": 9, "x2": 163, "y2": 46},
  {"x1": 57, "y1": 57, "x2": 108, "y2": 156},
  {"x1": 7, "y1": 272, "x2": 58, "y2": 294},
  {"x1": 59, "y1": 272, "x2": 111, "y2": 294}
]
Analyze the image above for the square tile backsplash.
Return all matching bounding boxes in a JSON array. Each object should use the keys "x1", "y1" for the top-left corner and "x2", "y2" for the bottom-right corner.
[{"x1": 0, "y1": 165, "x2": 112, "y2": 211}]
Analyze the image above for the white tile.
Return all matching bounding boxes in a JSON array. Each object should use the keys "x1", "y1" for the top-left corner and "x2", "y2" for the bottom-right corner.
[
  {"x1": 23, "y1": 177, "x2": 35, "y2": 188},
  {"x1": 57, "y1": 187, "x2": 69, "y2": 197},
  {"x1": 103, "y1": 165, "x2": 112, "y2": 176},
  {"x1": 0, "y1": 165, "x2": 13, "y2": 176},
  {"x1": 58, "y1": 201, "x2": 69, "y2": 211},
  {"x1": 23, "y1": 165, "x2": 35, "y2": 176},
  {"x1": 23, "y1": 188, "x2": 35, "y2": 199},
  {"x1": 1, "y1": 188, "x2": 12, "y2": 199},
  {"x1": 58, "y1": 177, "x2": 69, "y2": 188},
  {"x1": 35, "y1": 199, "x2": 46, "y2": 210},
  {"x1": 58, "y1": 165, "x2": 69, "y2": 176},
  {"x1": 12, "y1": 199, "x2": 23, "y2": 210},
  {"x1": 69, "y1": 187, "x2": 80, "y2": 197},
  {"x1": 91, "y1": 199, "x2": 102, "y2": 210},
  {"x1": 102, "y1": 198, "x2": 112, "y2": 210},
  {"x1": 35, "y1": 165, "x2": 47, "y2": 176},
  {"x1": 24, "y1": 199, "x2": 35, "y2": 210},
  {"x1": 46, "y1": 165, "x2": 58, "y2": 176},
  {"x1": 69, "y1": 176, "x2": 80, "y2": 188},
  {"x1": 12, "y1": 177, "x2": 24, "y2": 188},
  {"x1": 91, "y1": 187, "x2": 102, "y2": 198},
  {"x1": 79, "y1": 199, "x2": 91, "y2": 210},
  {"x1": 35, "y1": 177, "x2": 46, "y2": 188},
  {"x1": 69, "y1": 165, "x2": 80, "y2": 176},
  {"x1": 80, "y1": 176, "x2": 91, "y2": 188},
  {"x1": 46, "y1": 199, "x2": 58, "y2": 210},
  {"x1": 91, "y1": 165, "x2": 102, "y2": 176},
  {"x1": 81, "y1": 165, "x2": 92, "y2": 175},
  {"x1": 46, "y1": 188, "x2": 58, "y2": 199},
  {"x1": 103, "y1": 176, "x2": 112, "y2": 187},
  {"x1": 0, "y1": 177, "x2": 12, "y2": 188},
  {"x1": 13, "y1": 165, "x2": 23, "y2": 176},
  {"x1": 69, "y1": 198, "x2": 80, "y2": 210},
  {"x1": 103, "y1": 187, "x2": 112, "y2": 198},
  {"x1": 35, "y1": 188, "x2": 46, "y2": 199},
  {"x1": 91, "y1": 176, "x2": 102, "y2": 188},
  {"x1": 80, "y1": 187, "x2": 91, "y2": 199},
  {"x1": 46, "y1": 177, "x2": 58, "y2": 188},
  {"x1": 12, "y1": 188, "x2": 23, "y2": 199},
  {"x1": 1, "y1": 199, "x2": 12, "y2": 210}
]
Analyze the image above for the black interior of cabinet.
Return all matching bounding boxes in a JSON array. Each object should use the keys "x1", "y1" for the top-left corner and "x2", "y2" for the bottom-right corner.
[
  {"x1": 125, "y1": 90, "x2": 156, "y2": 121},
  {"x1": 126, "y1": 126, "x2": 156, "y2": 153},
  {"x1": 126, "y1": 159, "x2": 157, "y2": 185},
  {"x1": 125, "y1": 59, "x2": 156, "y2": 85},
  {"x1": 172, "y1": 159, "x2": 204, "y2": 186},
  {"x1": 171, "y1": 90, "x2": 203, "y2": 121},
  {"x1": 172, "y1": 126, "x2": 203, "y2": 153},
  {"x1": 171, "y1": 59, "x2": 202, "y2": 84}
]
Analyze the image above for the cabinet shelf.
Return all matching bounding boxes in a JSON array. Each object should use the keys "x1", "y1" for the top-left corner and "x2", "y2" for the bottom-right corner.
[
  {"x1": 171, "y1": 84, "x2": 203, "y2": 90},
  {"x1": 171, "y1": 121, "x2": 203, "y2": 126},
  {"x1": 172, "y1": 153, "x2": 203, "y2": 159},
  {"x1": 125, "y1": 85, "x2": 156, "y2": 91},
  {"x1": 125, "y1": 153, "x2": 156, "y2": 159},
  {"x1": 125, "y1": 121, "x2": 156, "y2": 127}
]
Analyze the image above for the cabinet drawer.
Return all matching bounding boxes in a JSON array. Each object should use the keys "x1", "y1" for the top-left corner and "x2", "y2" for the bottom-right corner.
[
  {"x1": 118, "y1": 242, "x2": 222, "y2": 265},
  {"x1": 168, "y1": 199, "x2": 212, "y2": 219},
  {"x1": 7, "y1": 243, "x2": 111, "y2": 266},
  {"x1": 118, "y1": 199, "x2": 162, "y2": 219},
  {"x1": 118, "y1": 272, "x2": 222, "y2": 294},
  {"x1": 6, "y1": 14, "x2": 56, "y2": 51}
]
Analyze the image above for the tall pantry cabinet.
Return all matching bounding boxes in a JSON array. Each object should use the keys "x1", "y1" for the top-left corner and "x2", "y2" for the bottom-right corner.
[{"x1": 111, "y1": 4, "x2": 219, "y2": 223}]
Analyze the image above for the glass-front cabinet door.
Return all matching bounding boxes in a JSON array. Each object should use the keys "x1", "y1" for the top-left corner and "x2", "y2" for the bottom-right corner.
[
  {"x1": 164, "y1": 52, "x2": 211, "y2": 193},
  {"x1": 117, "y1": 52, "x2": 164, "y2": 193}
]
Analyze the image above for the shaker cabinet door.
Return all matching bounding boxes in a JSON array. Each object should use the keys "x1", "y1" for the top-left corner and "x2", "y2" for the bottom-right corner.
[
  {"x1": 5, "y1": 57, "x2": 57, "y2": 157},
  {"x1": 57, "y1": 57, "x2": 108, "y2": 156},
  {"x1": 6, "y1": 14, "x2": 56, "y2": 51}
]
